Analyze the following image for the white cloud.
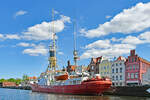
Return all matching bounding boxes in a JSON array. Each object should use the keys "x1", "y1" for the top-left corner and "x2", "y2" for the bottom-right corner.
[
  {"x1": 0, "y1": 34, "x2": 21, "y2": 40},
  {"x1": 58, "y1": 52, "x2": 64, "y2": 55},
  {"x1": 80, "y1": 42, "x2": 136, "y2": 59},
  {"x1": 17, "y1": 42, "x2": 30, "y2": 47},
  {"x1": 17, "y1": 42, "x2": 36, "y2": 47},
  {"x1": 5, "y1": 34, "x2": 20, "y2": 40},
  {"x1": 85, "y1": 40, "x2": 111, "y2": 49},
  {"x1": 138, "y1": 31, "x2": 150, "y2": 42},
  {"x1": 105, "y1": 15, "x2": 112, "y2": 19},
  {"x1": 14, "y1": 10, "x2": 27, "y2": 17},
  {"x1": 0, "y1": 34, "x2": 4, "y2": 38},
  {"x1": 80, "y1": 30, "x2": 150, "y2": 59},
  {"x1": 54, "y1": 10, "x2": 59, "y2": 14},
  {"x1": 80, "y1": 2, "x2": 150, "y2": 38},
  {"x1": 111, "y1": 37, "x2": 123, "y2": 42},
  {"x1": 122, "y1": 35, "x2": 144, "y2": 45},
  {"x1": 23, "y1": 44, "x2": 48, "y2": 56},
  {"x1": 23, "y1": 15, "x2": 71, "y2": 40}
]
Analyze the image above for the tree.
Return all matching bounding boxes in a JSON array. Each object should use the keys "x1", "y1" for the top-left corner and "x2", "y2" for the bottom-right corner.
[
  {"x1": 22, "y1": 74, "x2": 29, "y2": 82},
  {"x1": 8, "y1": 78, "x2": 15, "y2": 82},
  {"x1": 0, "y1": 78, "x2": 6, "y2": 83},
  {"x1": 15, "y1": 78, "x2": 22, "y2": 85}
]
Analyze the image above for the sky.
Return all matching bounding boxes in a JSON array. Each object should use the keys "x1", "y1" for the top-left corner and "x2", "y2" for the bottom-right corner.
[{"x1": 0, "y1": 0, "x2": 150, "y2": 79}]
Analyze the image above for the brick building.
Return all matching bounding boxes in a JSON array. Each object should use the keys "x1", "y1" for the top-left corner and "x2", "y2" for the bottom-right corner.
[
  {"x1": 2, "y1": 82, "x2": 16, "y2": 87},
  {"x1": 88, "y1": 56, "x2": 103, "y2": 76},
  {"x1": 125, "y1": 50, "x2": 150, "y2": 86}
]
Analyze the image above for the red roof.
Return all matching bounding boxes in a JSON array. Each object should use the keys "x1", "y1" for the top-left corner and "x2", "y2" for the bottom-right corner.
[
  {"x1": 28, "y1": 76, "x2": 37, "y2": 80},
  {"x1": 116, "y1": 56, "x2": 126, "y2": 61}
]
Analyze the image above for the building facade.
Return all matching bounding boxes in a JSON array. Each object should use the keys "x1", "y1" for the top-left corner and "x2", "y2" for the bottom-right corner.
[
  {"x1": 99, "y1": 59, "x2": 112, "y2": 78},
  {"x1": 88, "y1": 56, "x2": 103, "y2": 76},
  {"x1": 111, "y1": 56, "x2": 126, "y2": 86},
  {"x1": 125, "y1": 50, "x2": 150, "y2": 86}
]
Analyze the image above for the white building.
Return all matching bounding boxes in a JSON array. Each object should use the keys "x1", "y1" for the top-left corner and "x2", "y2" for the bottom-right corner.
[
  {"x1": 111, "y1": 56, "x2": 126, "y2": 86},
  {"x1": 142, "y1": 67, "x2": 150, "y2": 85}
]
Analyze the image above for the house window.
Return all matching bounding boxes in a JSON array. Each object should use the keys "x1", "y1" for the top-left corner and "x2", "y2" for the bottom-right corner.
[
  {"x1": 120, "y1": 82, "x2": 122, "y2": 86},
  {"x1": 136, "y1": 65, "x2": 139, "y2": 69},
  {"x1": 116, "y1": 63, "x2": 118, "y2": 66},
  {"x1": 112, "y1": 83, "x2": 115, "y2": 86},
  {"x1": 129, "y1": 58, "x2": 131, "y2": 62},
  {"x1": 120, "y1": 68, "x2": 122, "y2": 73},
  {"x1": 107, "y1": 66, "x2": 109, "y2": 69},
  {"x1": 130, "y1": 65, "x2": 132, "y2": 70},
  {"x1": 112, "y1": 64, "x2": 114, "y2": 67},
  {"x1": 128, "y1": 73, "x2": 130, "y2": 79},
  {"x1": 116, "y1": 68, "x2": 118, "y2": 73},
  {"x1": 120, "y1": 63, "x2": 122, "y2": 65},
  {"x1": 135, "y1": 73, "x2": 138, "y2": 79},
  {"x1": 120, "y1": 75, "x2": 122, "y2": 80},
  {"x1": 104, "y1": 66, "x2": 106, "y2": 70},
  {"x1": 131, "y1": 73, "x2": 134, "y2": 79},
  {"x1": 133, "y1": 65, "x2": 136, "y2": 70},
  {"x1": 132, "y1": 58, "x2": 134, "y2": 62},
  {"x1": 112, "y1": 69, "x2": 114, "y2": 73},
  {"x1": 92, "y1": 66, "x2": 94, "y2": 70},
  {"x1": 135, "y1": 58, "x2": 137, "y2": 62},
  {"x1": 116, "y1": 83, "x2": 118, "y2": 86},
  {"x1": 116, "y1": 76, "x2": 118, "y2": 80},
  {"x1": 112, "y1": 76, "x2": 114, "y2": 80}
]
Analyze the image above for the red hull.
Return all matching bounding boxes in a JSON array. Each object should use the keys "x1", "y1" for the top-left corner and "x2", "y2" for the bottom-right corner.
[{"x1": 31, "y1": 80, "x2": 112, "y2": 95}]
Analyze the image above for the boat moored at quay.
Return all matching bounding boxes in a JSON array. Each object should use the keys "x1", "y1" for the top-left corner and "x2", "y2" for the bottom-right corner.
[{"x1": 30, "y1": 9, "x2": 112, "y2": 95}]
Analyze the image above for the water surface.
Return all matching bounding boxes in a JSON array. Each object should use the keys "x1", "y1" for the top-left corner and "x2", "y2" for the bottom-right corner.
[{"x1": 0, "y1": 88, "x2": 150, "y2": 100}]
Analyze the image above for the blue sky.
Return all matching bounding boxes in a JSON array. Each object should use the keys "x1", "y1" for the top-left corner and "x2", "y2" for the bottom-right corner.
[{"x1": 0, "y1": 0, "x2": 150, "y2": 79}]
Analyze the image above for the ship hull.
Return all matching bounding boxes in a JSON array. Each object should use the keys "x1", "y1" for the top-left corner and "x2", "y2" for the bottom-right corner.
[{"x1": 31, "y1": 80, "x2": 111, "y2": 95}]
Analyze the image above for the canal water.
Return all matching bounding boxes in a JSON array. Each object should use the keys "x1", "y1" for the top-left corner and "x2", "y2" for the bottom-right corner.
[{"x1": 0, "y1": 88, "x2": 150, "y2": 100}]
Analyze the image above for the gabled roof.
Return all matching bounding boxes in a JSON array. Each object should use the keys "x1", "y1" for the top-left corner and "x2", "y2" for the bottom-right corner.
[
  {"x1": 116, "y1": 56, "x2": 126, "y2": 61},
  {"x1": 139, "y1": 57, "x2": 150, "y2": 65}
]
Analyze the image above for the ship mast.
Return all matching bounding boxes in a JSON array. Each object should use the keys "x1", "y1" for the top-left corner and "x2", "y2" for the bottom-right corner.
[
  {"x1": 73, "y1": 21, "x2": 78, "y2": 66},
  {"x1": 47, "y1": 9, "x2": 57, "y2": 72}
]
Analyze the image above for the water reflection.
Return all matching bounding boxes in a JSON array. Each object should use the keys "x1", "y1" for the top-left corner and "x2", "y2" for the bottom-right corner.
[{"x1": 0, "y1": 88, "x2": 150, "y2": 100}]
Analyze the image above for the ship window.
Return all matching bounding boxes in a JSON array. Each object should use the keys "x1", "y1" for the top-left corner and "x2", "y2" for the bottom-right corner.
[
  {"x1": 77, "y1": 80, "x2": 80, "y2": 84},
  {"x1": 70, "y1": 81, "x2": 72, "y2": 85},
  {"x1": 73, "y1": 80, "x2": 76, "y2": 85},
  {"x1": 50, "y1": 51, "x2": 54, "y2": 57}
]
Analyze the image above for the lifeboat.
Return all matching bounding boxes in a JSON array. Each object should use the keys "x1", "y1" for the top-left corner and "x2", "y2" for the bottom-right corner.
[{"x1": 54, "y1": 72, "x2": 68, "y2": 81}]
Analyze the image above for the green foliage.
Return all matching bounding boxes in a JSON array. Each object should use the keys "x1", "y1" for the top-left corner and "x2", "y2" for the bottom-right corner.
[
  {"x1": 22, "y1": 74, "x2": 29, "y2": 81},
  {"x1": 0, "y1": 78, "x2": 22, "y2": 85}
]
